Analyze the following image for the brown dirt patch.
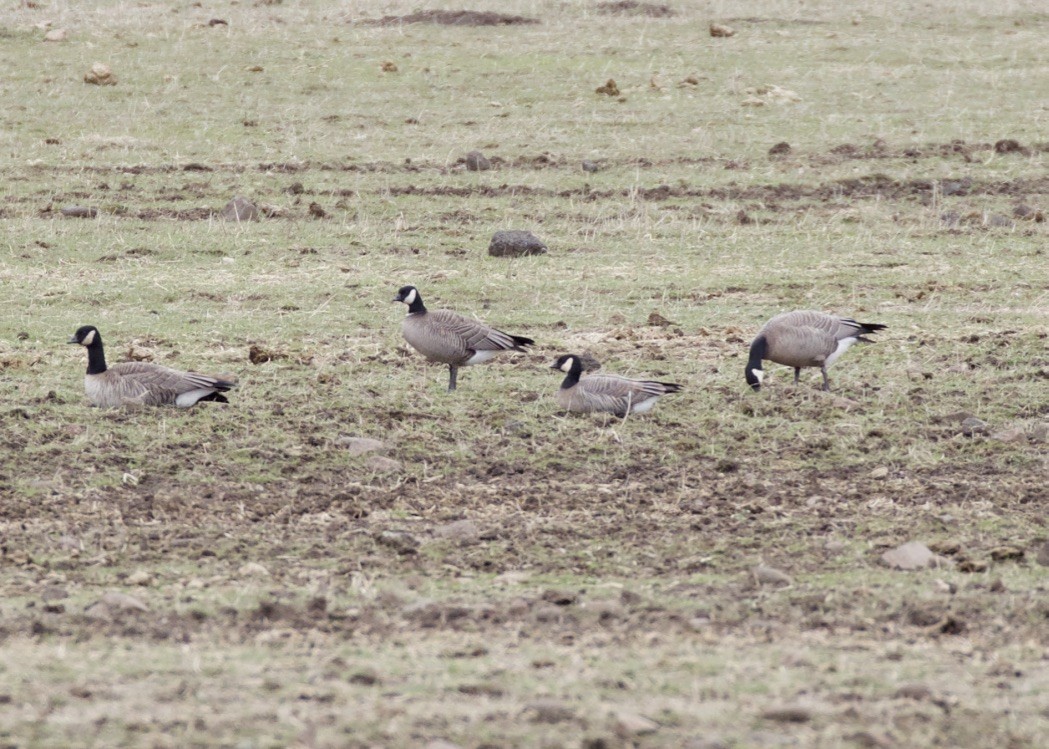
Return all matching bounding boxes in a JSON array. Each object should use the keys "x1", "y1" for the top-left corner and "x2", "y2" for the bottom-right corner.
[
  {"x1": 596, "y1": 1, "x2": 676, "y2": 17},
  {"x1": 362, "y1": 10, "x2": 540, "y2": 27}
]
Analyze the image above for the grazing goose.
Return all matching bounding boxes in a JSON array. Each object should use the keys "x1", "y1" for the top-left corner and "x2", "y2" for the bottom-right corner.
[
  {"x1": 745, "y1": 311, "x2": 887, "y2": 391},
  {"x1": 393, "y1": 285, "x2": 534, "y2": 391},
  {"x1": 68, "y1": 325, "x2": 236, "y2": 407},
  {"x1": 551, "y1": 354, "x2": 681, "y2": 417}
]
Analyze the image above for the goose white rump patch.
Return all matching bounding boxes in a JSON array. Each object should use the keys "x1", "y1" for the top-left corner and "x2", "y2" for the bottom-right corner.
[
  {"x1": 465, "y1": 350, "x2": 500, "y2": 366},
  {"x1": 825, "y1": 336, "x2": 859, "y2": 367}
]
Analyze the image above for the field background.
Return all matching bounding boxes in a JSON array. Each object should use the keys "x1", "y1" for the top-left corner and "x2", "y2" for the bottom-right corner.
[{"x1": 1, "y1": 0, "x2": 1047, "y2": 747}]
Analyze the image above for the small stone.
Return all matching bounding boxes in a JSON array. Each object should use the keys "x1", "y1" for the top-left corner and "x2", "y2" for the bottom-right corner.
[
  {"x1": 960, "y1": 416, "x2": 988, "y2": 436},
  {"x1": 44, "y1": 28, "x2": 67, "y2": 42},
  {"x1": 464, "y1": 150, "x2": 491, "y2": 171},
  {"x1": 126, "y1": 570, "x2": 153, "y2": 586},
  {"x1": 238, "y1": 562, "x2": 270, "y2": 577},
  {"x1": 91, "y1": 592, "x2": 148, "y2": 614},
  {"x1": 222, "y1": 196, "x2": 260, "y2": 222},
  {"x1": 60, "y1": 206, "x2": 98, "y2": 218},
  {"x1": 488, "y1": 229, "x2": 547, "y2": 258},
  {"x1": 613, "y1": 711, "x2": 659, "y2": 736},
  {"x1": 709, "y1": 23, "x2": 736, "y2": 37},
  {"x1": 760, "y1": 705, "x2": 812, "y2": 722},
  {"x1": 881, "y1": 541, "x2": 938, "y2": 570},
  {"x1": 752, "y1": 565, "x2": 792, "y2": 586},
  {"x1": 365, "y1": 455, "x2": 402, "y2": 473},
  {"x1": 582, "y1": 159, "x2": 600, "y2": 173},
  {"x1": 869, "y1": 466, "x2": 889, "y2": 479},
  {"x1": 84, "y1": 62, "x2": 116, "y2": 85},
  {"x1": 336, "y1": 437, "x2": 386, "y2": 456}
]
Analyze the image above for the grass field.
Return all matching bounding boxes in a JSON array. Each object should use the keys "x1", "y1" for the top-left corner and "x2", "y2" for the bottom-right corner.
[{"x1": 1, "y1": 1, "x2": 1047, "y2": 747}]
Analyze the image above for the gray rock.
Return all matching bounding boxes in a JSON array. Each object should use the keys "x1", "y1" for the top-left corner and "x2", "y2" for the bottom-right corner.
[
  {"x1": 222, "y1": 196, "x2": 260, "y2": 222},
  {"x1": 60, "y1": 206, "x2": 98, "y2": 218},
  {"x1": 753, "y1": 564, "x2": 793, "y2": 586},
  {"x1": 882, "y1": 541, "x2": 939, "y2": 570},
  {"x1": 960, "y1": 416, "x2": 989, "y2": 436},
  {"x1": 582, "y1": 159, "x2": 600, "y2": 173},
  {"x1": 488, "y1": 230, "x2": 547, "y2": 258},
  {"x1": 464, "y1": 150, "x2": 491, "y2": 171},
  {"x1": 336, "y1": 436, "x2": 386, "y2": 456}
]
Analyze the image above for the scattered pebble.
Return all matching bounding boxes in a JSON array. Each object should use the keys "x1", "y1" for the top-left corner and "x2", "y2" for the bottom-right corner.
[
  {"x1": 613, "y1": 710, "x2": 659, "y2": 736},
  {"x1": 60, "y1": 206, "x2": 98, "y2": 218},
  {"x1": 960, "y1": 416, "x2": 989, "y2": 436},
  {"x1": 336, "y1": 436, "x2": 386, "y2": 456},
  {"x1": 709, "y1": 23, "x2": 736, "y2": 37},
  {"x1": 488, "y1": 229, "x2": 548, "y2": 258},
  {"x1": 43, "y1": 28, "x2": 67, "y2": 42},
  {"x1": 238, "y1": 562, "x2": 270, "y2": 577},
  {"x1": 881, "y1": 541, "x2": 941, "y2": 570},
  {"x1": 222, "y1": 196, "x2": 260, "y2": 222},
  {"x1": 83, "y1": 62, "x2": 116, "y2": 85},
  {"x1": 126, "y1": 570, "x2": 154, "y2": 586},
  {"x1": 582, "y1": 159, "x2": 600, "y2": 173},
  {"x1": 752, "y1": 564, "x2": 793, "y2": 586},
  {"x1": 869, "y1": 466, "x2": 889, "y2": 479}
]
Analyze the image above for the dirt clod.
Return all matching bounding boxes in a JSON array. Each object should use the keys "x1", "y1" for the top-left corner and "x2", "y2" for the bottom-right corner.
[
  {"x1": 84, "y1": 62, "x2": 116, "y2": 85},
  {"x1": 222, "y1": 196, "x2": 260, "y2": 222},
  {"x1": 308, "y1": 201, "x2": 328, "y2": 218},
  {"x1": 597, "y1": 2, "x2": 674, "y2": 17},
  {"x1": 769, "y1": 141, "x2": 792, "y2": 156},
  {"x1": 760, "y1": 705, "x2": 812, "y2": 722},
  {"x1": 882, "y1": 541, "x2": 941, "y2": 570},
  {"x1": 488, "y1": 230, "x2": 548, "y2": 258},
  {"x1": 595, "y1": 79, "x2": 620, "y2": 96},
  {"x1": 464, "y1": 150, "x2": 492, "y2": 171}
]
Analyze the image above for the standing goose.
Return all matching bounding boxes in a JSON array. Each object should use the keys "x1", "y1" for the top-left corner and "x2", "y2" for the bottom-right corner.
[
  {"x1": 551, "y1": 354, "x2": 681, "y2": 417},
  {"x1": 68, "y1": 325, "x2": 236, "y2": 407},
  {"x1": 393, "y1": 285, "x2": 534, "y2": 391},
  {"x1": 745, "y1": 311, "x2": 886, "y2": 392}
]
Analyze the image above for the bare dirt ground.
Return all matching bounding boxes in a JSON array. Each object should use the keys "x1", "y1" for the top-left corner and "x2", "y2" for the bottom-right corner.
[{"x1": 1, "y1": 1, "x2": 1048, "y2": 747}]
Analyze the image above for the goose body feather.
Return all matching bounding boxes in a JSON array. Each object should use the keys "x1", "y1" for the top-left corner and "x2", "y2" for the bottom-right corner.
[{"x1": 552, "y1": 355, "x2": 681, "y2": 417}]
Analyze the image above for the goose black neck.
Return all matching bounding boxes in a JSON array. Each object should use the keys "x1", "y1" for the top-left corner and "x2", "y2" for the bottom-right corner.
[
  {"x1": 406, "y1": 294, "x2": 427, "y2": 314},
  {"x1": 747, "y1": 335, "x2": 767, "y2": 370},
  {"x1": 85, "y1": 337, "x2": 107, "y2": 375},
  {"x1": 560, "y1": 360, "x2": 582, "y2": 390}
]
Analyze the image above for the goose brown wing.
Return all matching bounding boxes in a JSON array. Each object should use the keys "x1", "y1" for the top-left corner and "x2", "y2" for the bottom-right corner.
[
  {"x1": 578, "y1": 374, "x2": 667, "y2": 413},
  {"x1": 428, "y1": 310, "x2": 522, "y2": 352},
  {"x1": 110, "y1": 362, "x2": 228, "y2": 405}
]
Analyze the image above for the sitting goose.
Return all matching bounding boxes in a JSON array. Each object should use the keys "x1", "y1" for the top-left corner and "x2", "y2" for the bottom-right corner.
[
  {"x1": 745, "y1": 311, "x2": 887, "y2": 391},
  {"x1": 68, "y1": 325, "x2": 236, "y2": 407},
  {"x1": 393, "y1": 285, "x2": 534, "y2": 391},
  {"x1": 551, "y1": 354, "x2": 681, "y2": 417}
]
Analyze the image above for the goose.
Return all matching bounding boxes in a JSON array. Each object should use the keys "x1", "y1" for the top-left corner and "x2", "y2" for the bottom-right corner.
[
  {"x1": 68, "y1": 325, "x2": 236, "y2": 407},
  {"x1": 393, "y1": 285, "x2": 534, "y2": 391},
  {"x1": 745, "y1": 311, "x2": 887, "y2": 391},
  {"x1": 551, "y1": 354, "x2": 681, "y2": 417}
]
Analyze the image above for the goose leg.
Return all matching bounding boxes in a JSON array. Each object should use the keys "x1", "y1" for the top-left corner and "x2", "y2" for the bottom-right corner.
[
  {"x1": 793, "y1": 368, "x2": 801, "y2": 385},
  {"x1": 820, "y1": 366, "x2": 830, "y2": 391},
  {"x1": 448, "y1": 365, "x2": 459, "y2": 391}
]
